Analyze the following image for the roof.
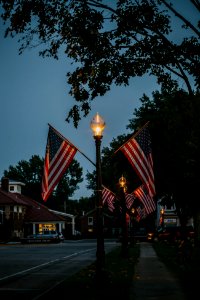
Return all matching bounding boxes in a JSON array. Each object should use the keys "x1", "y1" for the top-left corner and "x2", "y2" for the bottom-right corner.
[
  {"x1": 80, "y1": 208, "x2": 113, "y2": 219},
  {"x1": 24, "y1": 205, "x2": 66, "y2": 222},
  {"x1": 0, "y1": 178, "x2": 25, "y2": 188},
  {"x1": 17, "y1": 193, "x2": 66, "y2": 222},
  {"x1": 0, "y1": 189, "x2": 28, "y2": 205},
  {"x1": 0, "y1": 188, "x2": 66, "y2": 222},
  {"x1": 49, "y1": 209, "x2": 75, "y2": 219},
  {"x1": 7, "y1": 179, "x2": 25, "y2": 186}
]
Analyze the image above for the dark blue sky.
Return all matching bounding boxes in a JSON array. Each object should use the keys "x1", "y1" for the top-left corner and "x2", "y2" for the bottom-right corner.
[{"x1": 0, "y1": 1, "x2": 198, "y2": 199}]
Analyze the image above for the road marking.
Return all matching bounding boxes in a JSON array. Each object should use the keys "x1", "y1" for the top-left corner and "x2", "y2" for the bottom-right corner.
[{"x1": 0, "y1": 248, "x2": 96, "y2": 282}]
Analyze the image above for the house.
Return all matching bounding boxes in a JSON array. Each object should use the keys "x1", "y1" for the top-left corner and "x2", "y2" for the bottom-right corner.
[
  {"x1": 156, "y1": 198, "x2": 194, "y2": 230},
  {"x1": 0, "y1": 177, "x2": 73, "y2": 241},
  {"x1": 80, "y1": 208, "x2": 116, "y2": 238},
  {"x1": 49, "y1": 209, "x2": 76, "y2": 237}
]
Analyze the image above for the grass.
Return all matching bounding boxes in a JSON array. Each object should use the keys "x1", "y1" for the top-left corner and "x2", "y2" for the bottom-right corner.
[
  {"x1": 153, "y1": 239, "x2": 200, "y2": 299},
  {"x1": 38, "y1": 239, "x2": 200, "y2": 300},
  {"x1": 39, "y1": 243, "x2": 140, "y2": 300}
]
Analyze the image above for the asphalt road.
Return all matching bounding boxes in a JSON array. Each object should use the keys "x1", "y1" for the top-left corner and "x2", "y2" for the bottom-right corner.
[{"x1": 0, "y1": 239, "x2": 118, "y2": 299}]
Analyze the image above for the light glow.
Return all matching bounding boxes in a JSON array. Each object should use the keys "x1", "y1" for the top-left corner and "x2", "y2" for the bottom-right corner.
[{"x1": 90, "y1": 112, "x2": 105, "y2": 137}]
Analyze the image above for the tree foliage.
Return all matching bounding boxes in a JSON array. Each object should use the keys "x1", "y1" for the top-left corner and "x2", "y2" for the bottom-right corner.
[
  {"x1": 1, "y1": 0, "x2": 199, "y2": 127},
  {"x1": 3, "y1": 154, "x2": 83, "y2": 210},
  {"x1": 86, "y1": 87, "x2": 200, "y2": 230},
  {"x1": 4, "y1": 155, "x2": 44, "y2": 201},
  {"x1": 128, "y1": 88, "x2": 200, "y2": 223}
]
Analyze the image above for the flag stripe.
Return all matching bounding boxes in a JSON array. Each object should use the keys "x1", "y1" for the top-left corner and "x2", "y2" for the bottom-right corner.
[
  {"x1": 133, "y1": 185, "x2": 156, "y2": 215},
  {"x1": 125, "y1": 193, "x2": 135, "y2": 209},
  {"x1": 48, "y1": 143, "x2": 76, "y2": 188},
  {"x1": 102, "y1": 186, "x2": 115, "y2": 212},
  {"x1": 121, "y1": 140, "x2": 155, "y2": 197},
  {"x1": 120, "y1": 125, "x2": 155, "y2": 198},
  {"x1": 42, "y1": 126, "x2": 77, "y2": 201},
  {"x1": 136, "y1": 206, "x2": 146, "y2": 221}
]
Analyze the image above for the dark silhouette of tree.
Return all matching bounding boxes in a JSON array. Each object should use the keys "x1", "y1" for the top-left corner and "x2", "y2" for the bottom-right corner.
[
  {"x1": 128, "y1": 89, "x2": 200, "y2": 201},
  {"x1": 1, "y1": 1, "x2": 199, "y2": 126},
  {"x1": 4, "y1": 155, "x2": 44, "y2": 201},
  {"x1": 127, "y1": 88, "x2": 200, "y2": 245},
  {"x1": 86, "y1": 87, "x2": 200, "y2": 244},
  {"x1": 49, "y1": 159, "x2": 83, "y2": 211},
  {"x1": 3, "y1": 155, "x2": 83, "y2": 210}
]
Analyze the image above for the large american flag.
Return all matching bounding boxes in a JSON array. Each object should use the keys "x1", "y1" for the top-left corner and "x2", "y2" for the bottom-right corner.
[
  {"x1": 102, "y1": 186, "x2": 116, "y2": 212},
  {"x1": 42, "y1": 125, "x2": 77, "y2": 202},
  {"x1": 120, "y1": 123, "x2": 155, "y2": 198},
  {"x1": 136, "y1": 206, "x2": 146, "y2": 222},
  {"x1": 133, "y1": 185, "x2": 156, "y2": 215},
  {"x1": 125, "y1": 193, "x2": 136, "y2": 209}
]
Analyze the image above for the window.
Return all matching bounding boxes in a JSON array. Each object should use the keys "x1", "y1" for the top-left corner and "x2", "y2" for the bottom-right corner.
[
  {"x1": 88, "y1": 217, "x2": 93, "y2": 225},
  {"x1": 9, "y1": 186, "x2": 14, "y2": 192}
]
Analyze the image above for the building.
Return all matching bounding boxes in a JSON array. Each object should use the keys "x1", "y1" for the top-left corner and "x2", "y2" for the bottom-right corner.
[
  {"x1": 156, "y1": 198, "x2": 194, "y2": 230},
  {"x1": 80, "y1": 208, "x2": 115, "y2": 238},
  {"x1": 0, "y1": 177, "x2": 74, "y2": 241}
]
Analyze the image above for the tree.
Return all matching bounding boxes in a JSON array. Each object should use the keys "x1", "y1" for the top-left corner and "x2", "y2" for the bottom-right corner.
[
  {"x1": 86, "y1": 87, "x2": 200, "y2": 244},
  {"x1": 51, "y1": 159, "x2": 83, "y2": 211},
  {"x1": 127, "y1": 88, "x2": 200, "y2": 244},
  {"x1": 3, "y1": 154, "x2": 83, "y2": 210},
  {"x1": 0, "y1": 0, "x2": 199, "y2": 127},
  {"x1": 4, "y1": 155, "x2": 44, "y2": 201}
]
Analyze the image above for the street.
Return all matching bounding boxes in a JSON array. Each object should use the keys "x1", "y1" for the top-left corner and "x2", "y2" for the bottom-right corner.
[{"x1": 0, "y1": 239, "x2": 118, "y2": 299}]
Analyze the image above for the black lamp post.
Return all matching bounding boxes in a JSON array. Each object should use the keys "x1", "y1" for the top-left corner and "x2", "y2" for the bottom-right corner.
[
  {"x1": 161, "y1": 208, "x2": 165, "y2": 229},
  {"x1": 130, "y1": 207, "x2": 135, "y2": 246},
  {"x1": 119, "y1": 175, "x2": 129, "y2": 258},
  {"x1": 90, "y1": 112, "x2": 106, "y2": 276}
]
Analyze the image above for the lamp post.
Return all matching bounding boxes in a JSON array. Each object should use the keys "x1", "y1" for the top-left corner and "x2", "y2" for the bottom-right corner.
[
  {"x1": 90, "y1": 112, "x2": 106, "y2": 276},
  {"x1": 161, "y1": 208, "x2": 165, "y2": 229},
  {"x1": 119, "y1": 175, "x2": 129, "y2": 258},
  {"x1": 130, "y1": 207, "x2": 135, "y2": 246}
]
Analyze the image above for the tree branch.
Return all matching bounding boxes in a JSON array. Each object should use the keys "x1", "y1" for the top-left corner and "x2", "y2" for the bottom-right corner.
[{"x1": 161, "y1": 0, "x2": 200, "y2": 38}]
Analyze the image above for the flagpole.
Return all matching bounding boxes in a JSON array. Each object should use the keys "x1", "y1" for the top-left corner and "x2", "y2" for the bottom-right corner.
[
  {"x1": 114, "y1": 121, "x2": 150, "y2": 155},
  {"x1": 48, "y1": 123, "x2": 96, "y2": 167}
]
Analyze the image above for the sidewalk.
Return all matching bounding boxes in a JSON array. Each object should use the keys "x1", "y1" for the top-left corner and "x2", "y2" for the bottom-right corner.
[{"x1": 129, "y1": 242, "x2": 186, "y2": 300}]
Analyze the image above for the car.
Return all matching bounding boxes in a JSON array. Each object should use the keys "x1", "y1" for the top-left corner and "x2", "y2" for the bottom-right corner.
[
  {"x1": 157, "y1": 226, "x2": 194, "y2": 242},
  {"x1": 58, "y1": 232, "x2": 64, "y2": 241},
  {"x1": 21, "y1": 230, "x2": 61, "y2": 244},
  {"x1": 42, "y1": 230, "x2": 61, "y2": 242},
  {"x1": 157, "y1": 227, "x2": 178, "y2": 242}
]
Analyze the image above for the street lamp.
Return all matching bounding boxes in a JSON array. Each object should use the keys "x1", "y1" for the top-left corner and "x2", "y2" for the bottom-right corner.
[
  {"x1": 119, "y1": 175, "x2": 129, "y2": 258},
  {"x1": 90, "y1": 112, "x2": 106, "y2": 276},
  {"x1": 119, "y1": 175, "x2": 127, "y2": 192}
]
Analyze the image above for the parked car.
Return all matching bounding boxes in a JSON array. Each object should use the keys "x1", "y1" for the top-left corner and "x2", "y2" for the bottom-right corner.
[
  {"x1": 157, "y1": 226, "x2": 194, "y2": 242},
  {"x1": 157, "y1": 227, "x2": 178, "y2": 242},
  {"x1": 21, "y1": 231, "x2": 61, "y2": 244},
  {"x1": 58, "y1": 232, "x2": 65, "y2": 242}
]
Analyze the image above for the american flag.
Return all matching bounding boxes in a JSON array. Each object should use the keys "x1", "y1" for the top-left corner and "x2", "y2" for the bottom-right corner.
[
  {"x1": 133, "y1": 185, "x2": 156, "y2": 215},
  {"x1": 41, "y1": 125, "x2": 77, "y2": 201},
  {"x1": 120, "y1": 123, "x2": 155, "y2": 198},
  {"x1": 125, "y1": 193, "x2": 136, "y2": 209},
  {"x1": 102, "y1": 186, "x2": 116, "y2": 212},
  {"x1": 136, "y1": 206, "x2": 146, "y2": 221}
]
